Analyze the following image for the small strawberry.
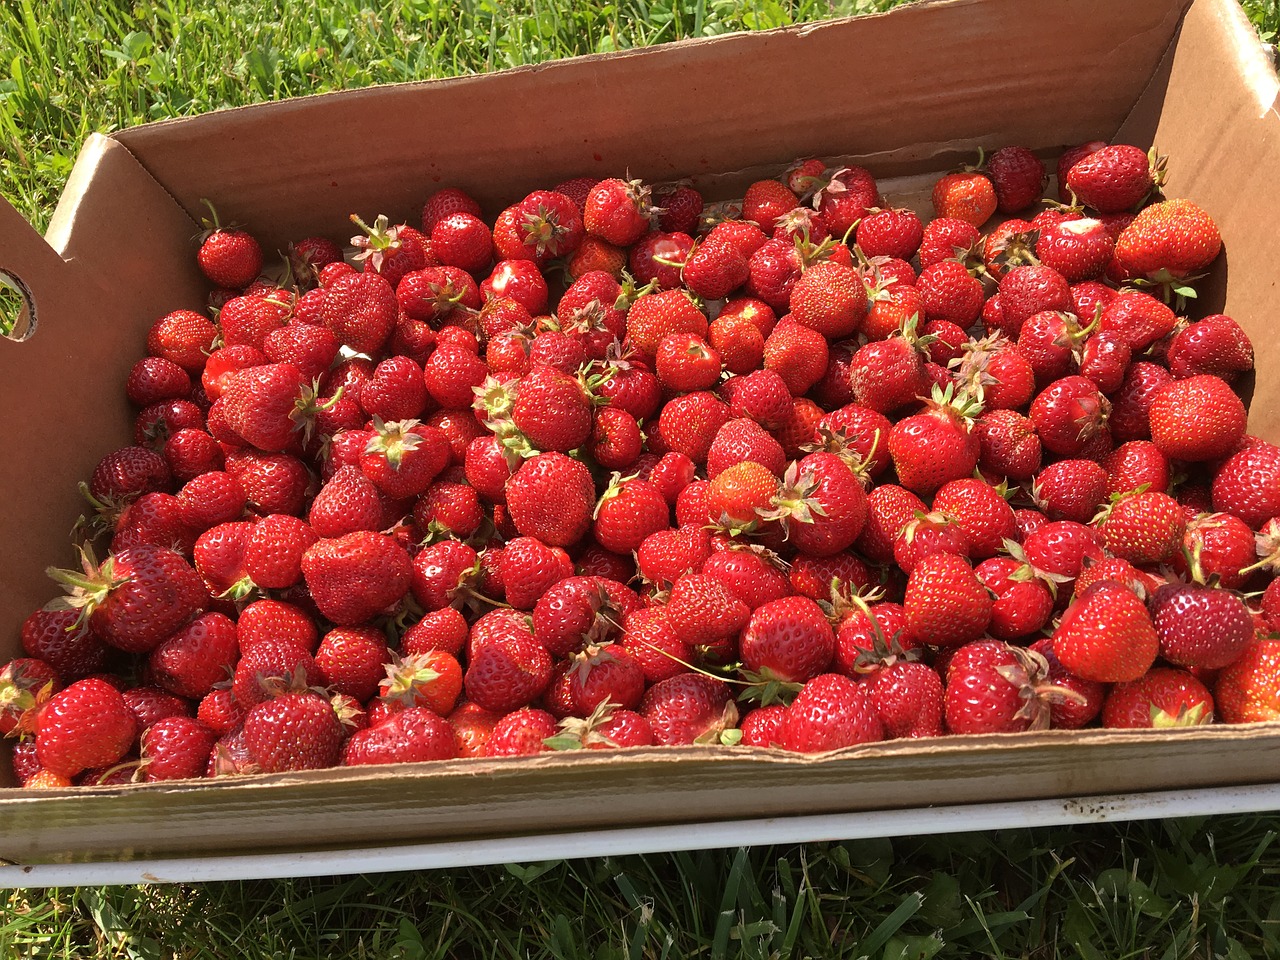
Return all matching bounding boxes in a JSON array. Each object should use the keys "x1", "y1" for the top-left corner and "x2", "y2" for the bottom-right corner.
[
  {"x1": 1064, "y1": 144, "x2": 1162, "y2": 213},
  {"x1": 1096, "y1": 488, "x2": 1185, "y2": 565},
  {"x1": 141, "y1": 716, "x2": 217, "y2": 781},
  {"x1": 639, "y1": 674, "x2": 736, "y2": 746},
  {"x1": 903, "y1": 553, "x2": 992, "y2": 647},
  {"x1": 931, "y1": 163, "x2": 997, "y2": 227},
  {"x1": 763, "y1": 320, "x2": 829, "y2": 396},
  {"x1": 888, "y1": 384, "x2": 982, "y2": 497},
  {"x1": 197, "y1": 202, "x2": 262, "y2": 289},
  {"x1": 943, "y1": 641, "x2": 1071, "y2": 734},
  {"x1": 1103, "y1": 668, "x2": 1214, "y2": 729},
  {"x1": 975, "y1": 556, "x2": 1055, "y2": 640},
  {"x1": 148, "y1": 309, "x2": 219, "y2": 373},
  {"x1": 243, "y1": 692, "x2": 343, "y2": 772},
  {"x1": 35, "y1": 677, "x2": 138, "y2": 779},
  {"x1": 986, "y1": 145, "x2": 1046, "y2": 213},
  {"x1": 430, "y1": 211, "x2": 492, "y2": 273},
  {"x1": 778, "y1": 673, "x2": 883, "y2": 753},
  {"x1": 1099, "y1": 290, "x2": 1177, "y2": 352},
  {"x1": 593, "y1": 475, "x2": 669, "y2": 554},
  {"x1": 584, "y1": 177, "x2": 654, "y2": 246},
  {"x1": 655, "y1": 333, "x2": 722, "y2": 392},
  {"x1": 815, "y1": 166, "x2": 881, "y2": 236},
  {"x1": 655, "y1": 391, "x2": 731, "y2": 465},
  {"x1": 916, "y1": 260, "x2": 984, "y2": 326}
]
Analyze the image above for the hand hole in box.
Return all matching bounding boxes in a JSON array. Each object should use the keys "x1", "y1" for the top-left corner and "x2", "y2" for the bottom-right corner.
[{"x1": 0, "y1": 269, "x2": 35, "y2": 342}]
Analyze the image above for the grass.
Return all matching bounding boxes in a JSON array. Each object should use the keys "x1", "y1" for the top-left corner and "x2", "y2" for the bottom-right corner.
[{"x1": 3, "y1": 0, "x2": 1280, "y2": 957}]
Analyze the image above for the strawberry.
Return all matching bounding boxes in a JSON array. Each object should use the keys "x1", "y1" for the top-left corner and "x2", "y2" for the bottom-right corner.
[
  {"x1": 505, "y1": 451, "x2": 595, "y2": 546},
  {"x1": 666, "y1": 573, "x2": 751, "y2": 654},
  {"x1": 1034, "y1": 218, "x2": 1114, "y2": 282},
  {"x1": 742, "y1": 179, "x2": 799, "y2": 227},
  {"x1": 1175, "y1": 512, "x2": 1255, "y2": 589},
  {"x1": 789, "y1": 261, "x2": 867, "y2": 338},
  {"x1": 1148, "y1": 374, "x2": 1247, "y2": 462},
  {"x1": 584, "y1": 177, "x2": 653, "y2": 246},
  {"x1": 638, "y1": 673, "x2": 734, "y2": 746},
  {"x1": 422, "y1": 187, "x2": 482, "y2": 232},
  {"x1": 141, "y1": 716, "x2": 217, "y2": 781},
  {"x1": 47, "y1": 545, "x2": 205, "y2": 654},
  {"x1": 165, "y1": 430, "x2": 226, "y2": 484},
  {"x1": 464, "y1": 612, "x2": 552, "y2": 714},
  {"x1": 975, "y1": 556, "x2": 1055, "y2": 640},
  {"x1": 916, "y1": 260, "x2": 983, "y2": 326},
  {"x1": 224, "y1": 451, "x2": 310, "y2": 517},
  {"x1": 682, "y1": 237, "x2": 749, "y2": 300},
  {"x1": 1216, "y1": 639, "x2": 1280, "y2": 723},
  {"x1": 778, "y1": 673, "x2": 883, "y2": 753},
  {"x1": 480, "y1": 708, "x2": 556, "y2": 757},
  {"x1": 943, "y1": 641, "x2": 1063, "y2": 734},
  {"x1": 702, "y1": 547, "x2": 792, "y2": 611},
  {"x1": 243, "y1": 692, "x2": 343, "y2": 772},
  {"x1": 1212, "y1": 441, "x2": 1280, "y2": 529},
  {"x1": 656, "y1": 184, "x2": 704, "y2": 233},
  {"x1": 148, "y1": 611, "x2": 239, "y2": 700},
  {"x1": 594, "y1": 475, "x2": 669, "y2": 554},
  {"x1": 789, "y1": 552, "x2": 873, "y2": 600},
  {"x1": 1078, "y1": 330, "x2": 1131, "y2": 394},
  {"x1": 1033, "y1": 460, "x2": 1108, "y2": 524},
  {"x1": 933, "y1": 477, "x2": 1016, "y2": 558},
  {"x1": 413, "y1": 480, "x2": 484, "y2": 541},
  {"x1": 20, "y1": 609, "x2": 109, "y2": 681},
  {"x1": 709, "y1": 313, "x2": 766, "y2": 375},
  {"x1": 148, "y1": 309, "x2": 219, "y2": 373},
  {"x1": 857, "y1": 484, "x2": 928, "y2": 564},
  {"x1": 888, "y1": 385, "x2": 982, "y2": 497},
  {"x1": 893, "y1": 512, "x2": 969, "y2": 574},
  {"x1": 429, "y1": 211, "x2": 492, "y2": 273},
  {"x1": 35, "y1": 677, "x2": 138, "y2": 779},
  {"x1": 343, "y1": 707, "x2": 456, "y2": 765},
  {"x1": 1053, "y1": 580, "x2": 1159, "y2": 683},
  {"x1": 975, "y1": 409, "x2": 1042, "y2": 481},
  {"x1": 763, "y1": 320, "x2": 829, "y2": 396},
  {"x1": 931, "y1": 166, "x2": 997, "y2": 227},
  {"x1": 1099, "y1": 290, "x2": 1176, "y2": 352},
  {"x1": 655, "y1": 391, "x2": 731, "y2": 465},
  {"x1": 763, "y1": 454, "x2": 867, "y2": 556},
  {"x1": 1150, "y1": 582, "x2": 1253, "y2": 670},
  {"x1": 625, "y1": 289, "x2": 707, "y2": 357},
  {"x1": 745, "y1": 237, "x2": 804, "y2": 311},
  {"x1": 496, "y1": 537, "x2": 575, "y2": 610},
  {"x1": 950, "y1": 334, "x2": 1035, "y2": 411},
  {"x1": 126, "y1": 356, "x2": 192, "y2": 408},
  {"x1": 856, "y1": 207, "x2": 923, "y2": 260},
  {"x1": 816, "y1": 166, "x2": 880, "y2": 236},
  {"x1": 379, "y1": 650, "x2": 464, "y2": 717},
  {"x1": 89, "y1": 445, "x2": 171, "y2": 504},
  {"x1": 311, "y1": 626, "x2": 387, "y2": 702},
  {"x1": 1103, "y1": 668, "x2": 1214, "y2": 729},
  {"x1": 986, "y1": 145, "x2": 1045, "y2": 213},
  {"x1": 301, "y1": 531, "x2": 412, "y2": 625},
  {"x1": 1022, "y1": 520, "x2": 1103, "y2": 581},
  {"x1": 654, "y1": 332, "x2": 721, "y2": 393},
  {"x1": 219, "y1": 293, "x2": 291, "y2": 351},
  {"x1": 1114, "y1": 198, "x2": 1222, "y2": 286},
  {"x1": 903, "y1": 553, "x2": 992, "y2": 647},
  {"x1": 1166, "y1": 314, "x2": 1253, "y2": 381},
  {"x1": 197, "y1": 204, "x2": 263, "y2": 289},
  {"x1": 848, "y1": 318, "x2": 932, "y2": 414},
  {"x1": 1028, "y1": 375, "x2": 1111, "y2": 459},
  {"x1": 237, "y1": 598, "x2": 319, "y2": 652},
  {"x1": 1110, "y1": 361, "x2": 1173, "y2": 443},
  {"x1": 398, "y1": 265, "x2": 482, "y2": 324},
  {"x1": 319, "y1": 271, "x2": 398, "y2": 356},
  {"x1": 740, "y1": 596, "x2": 836, "y2": 691},
  {"x1": 1096, "y1": 489, "x2": 1185, "y2": 565},
  {"x1": 1064, "y1": 144, "x2": 1161, "y2": 213},
  {"x1": 483, "y1": 261, "x2": 551, "y2": 316}
]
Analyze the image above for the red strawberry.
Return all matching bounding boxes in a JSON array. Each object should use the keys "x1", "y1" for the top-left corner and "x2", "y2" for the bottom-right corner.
[
  {"x1": 933, "y1": 477, "x2": 1016, "y2": 558},
  {"x1": 1034, "y1": 218, "x2": 1114, "y2": 282},
  {"x1": 47, "y1": 545, "x2": 205, "y2": 654},
  {"x1": 301, "y1": 531, "x2": 412, "y2": 625},
  {"x1": 856, "y1": 207, "x2": 923, "y2": 260},
  {"x1": 237, "y1": 598, "x2": 319, "y2": 652},
  {"x1": 35, "y1": 677, "x2": 138, "y2": 778},
  {"x1": 1078, "y1": 330, "x2": 1131, "y2": 394},
  {"x1": 584, "y1": 177, "x2": 653, "y2": 246},
  {"x1": 740, "y1": 596, "x2": 836, "y2": 691},
  {"x1": 1176, "y1": 512, "x2": 1255, "y2": 590},
  {"x1": 888, "y1": 385, "x2": 982, "y2": 497},
  {"x1": 702, "y1": 547, "x2": 793, "y2": 611},
  {"x1": 975, "y1": 409, "x2": 1042, "y2": 481},
  {"x1": 1167, "y1": 314, "x2": 1254, "y2": 381},
  {"x1": 505, "y1": 451, "x2": 595, "y2": 547},
  {"x1": 1053, "y1": 580, "x2": 1158, "y2": 683},
  {"x1": 141, "y1": 716, "x2": 217, "y2": 781},
  {"x1": 149, "y1": 611, "x2": 239, "y2": 700},
  {"x1": 903, "y1": 553, "x2": 992, "y2": 647},
  {"x1": 148, "y1": 309, "x2": 219, "y2": 373},
  {"x1": 430, "y1": 211, "x2": 492, "y2": 273},
  {"x1": 656, "y1": 184, "x2": 704, "y2": 233},
  {"x1": 639, "y1": 674, "x2": 734, "y2": 746},
  {"x1": 1064, "y1": 144, "x2": 1161, "y2": 212},
  {"x1": 666, "y1": 573, "x2": 751, "y2": 654},
  {"x1": 763, "y1": 454, "x2": 867, "y2": 556},
  {"x1": 789, "y1": 261, "x2": 867, "y2": 338},
  {"x1": 422, "y1": 187, "x2": 481, "y2": 232},
  {"x1": 20, "y1": 609, "x2": 109, "y2": 681},
  {"x1": 943, "y1": 640, "x2": 1063, "y2": 734},
  {"x1": 343, "y1": 707, "x2": 456, "y2": 765},
  {"x1": 1212, "y1": 441, "x2": 1280, "y2": 529},
  {"x1": 243, "y1": 692, "x2": 343, "y2": 772},
  {"x1": 815, "y1": 166, "x2": 880, "y2": 236},
  {"x1": 1099, "y1": 290, "x2": 1177, "y2": 352},
  {"x1": 932, "y1": 164, "x2": 996, "y2": 227},
  {"x1": 1097, "y1": 489, "x2": 1185, "y2": 565},
  {"x1": 197, "y1": 206, "x2": 263, "y2": 289},
  {"x1": 1033, "y1": 460, "x2": 1108, "y2": 524},
  {"x1": 1022, "y1": 520, "x2": 1103, "y2": 581},
  {"x1": 480, "y1": 708, "x2": 556, "y2": 757},
  {"x1": 1114, "y1": 198, "x2": 1221, "y2": 282},
  {"x1": 975, "y1": 556, "x2": 1055, "y2": 640},
  {"x1": 1216, "y1": 639, "x2": 1280, "y2": 723},
  {"x1": 1028, "y1": 375, "x2": 1111, "y2": 459},
  {"x1": 860, "y1": 660, "x2": 944, "y2": 739},
  {"x1": 1150, "y1": 582, "x2": 1252, "y2": 670},
  {"x1": 1103, "y1": 668, "x2": 1214, "y2": 729},
  {"x1": 778, "y1": 673, "x2": 883, "y2": 753},
  {"x1": 1110, "y1": 361, "x2": 1173, "y2": 443},
  {"x1": 656, "y1": 391, "x2": 731, "y2": 465},
  {"x1": 950, "y1": 334, "x2": 1035, "y2": 411},
  {"x1": 916, "y1": 260, "x2": 983, "y2": 326},
  {"x1": 848, "y1": 319, "x2": 932, "y2": 414},
  {"x1": 986, "y1": 145, "x2": 1045, "y2": 212},
  {"x1": 242, "y1": 514, "x2": 317, "y2": 589},
  {"x1": 319, "y1": 271, "x2": 398, "y2": 355},
  {"x1": 1148, "y1": 375, "x2": 1247, "y2": 462},
  {"x1": 594, "y1": 476, "x2": 669, "y2": 554},
  {"x1": 706, "y1": 418, "x2": 786, "y2": 480}
]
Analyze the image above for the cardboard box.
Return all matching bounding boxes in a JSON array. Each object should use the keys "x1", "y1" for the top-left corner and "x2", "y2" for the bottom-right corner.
[{"x1": 1, "y1": 0, "x2": 1278, "y2": 867}]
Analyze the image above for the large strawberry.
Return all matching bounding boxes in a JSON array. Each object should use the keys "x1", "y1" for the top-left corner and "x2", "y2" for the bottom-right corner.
[
  {"x1": 903, "y1": 553, "x2": 992, "y2": 647},
  {"x1": 319, "y1": 270, "x2": 398, "y2": 355},
  {"x1": 1149, "y1": 582, "x2": 1253, "y2": 670},
  {"x1": 1053, "y1": 580, "x2": 1158, "y2": 683},
  {"x1": 243, "y1": 692, "x2": 344, "y2": 772},
  {"x1": 1216, "y1": 639, "x2": 1280, "y2": 723},
  {"x1": 777, "y1": 673, "x2": 883, "y2": 753},
  {"x1": 1148, "y1": 375, "x2": 1247, "y2": 462},
  {"x1": 511, "y1": 364, "x2": 594, "y2": 453},
  {"x1": 505, "y1": 452, "x2": 596, "y2": 547},
  {"x1": 301, "y1": 532, "x2": 413, "y2": 625},
  {"x1": 888, "y1": 385, "x2": 982, "y2": 497},
  {"x1": 739, "y1": 596, "x2": 836, "y2": 693},
  {"x1": 1114, "y1": 198, "x2": 1222, "y2": 286},
  {"x1": 35, "y1": 677, "x2": 138, "y2": 779},
  {"x1": 764, "y1": 454, "x2": 868, "y2": 556}
]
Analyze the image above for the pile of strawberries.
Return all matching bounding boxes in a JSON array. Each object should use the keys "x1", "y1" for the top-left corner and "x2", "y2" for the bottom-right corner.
[{"x1": 5, "y1": 140, "x2": 1280, "y2": 788}]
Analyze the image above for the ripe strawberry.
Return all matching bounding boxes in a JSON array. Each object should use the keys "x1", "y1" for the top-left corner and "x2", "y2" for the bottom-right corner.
[
  {"x1": 1064, "y1": 144, "x2": 1160, "y2": 212},
  {"x1": 319, "y1": 271, "x2": 398, "y2": 356},
  {"x1": 931, "y1": 166, "x2": 997, "y2": 227},
  {"x1": 1174, "y1": 512, "x2": 1255, "y2": 590},
  {"x1": 655, "y1": 333, "x2": 722, "y2": 392},
  {"x1": 1151, "y1": 582, "x2": 1252, "y2": 670},
  {"x1": 933, "y1": 477, "x2": 1016, "y2": 558},
  {"x1": 789, "y1": 552, "x2": 873, "y2": 601},
  {"x1": 709, "y1": 313, "x2": 766, "y2": 374},
  {"x1": 1114, "y1": 198, "x2": 1222, "y2": 281},
  {"x1": 89, "y1": 445, "x2": 171, "y2": 504},
  {"x1": 903, "y1": 553, "x2": 992, "y2": 647},
  {"x1": 1212, "y1": 441, "x2": 1280, "y2": 529},
  {"x1": 476, "y1": 708, "x2": 554, "y2": 757},
  {"x1": 141, "y1": 716, "x2": 217, "y2": 781},
  {"x1": 655, "y1": 391, "x2": 731, "y2": 465},
  {"x1": 740, "y1": 596, "x2": 836, "y2": 691},
  {"x1": 165, "y1": 430, "x2": 226, "y2": 484},
  {"x1": 505, "y1": 451, "x2": 595, "y2": 546},
  {"x1": 379, "y1": 650, "x2": 464, "y2": 717},
  {"x1": 20, "y1": 609, "x2": 109, "y2": 681},
  {"x1": 1022, "y1": 520, "x2": 1103, "y2": 581},
  {"x1": 237, "y1": 598, "x2": 319, "y2": 652},
  {"x1": 1166, "y1": 314, "x2": 1253, "y2": 381},
  {"x1": 497, "y1": 537, "x2": 575, "y2": 610},
  {"x1": 790, "y1": 261, "x2": 867, "y2": 338},
  {"x1": 413, "y1": 480, "x2": 484, "y2": 541},
  {"x1": 344, "y1": 707, "x2": 456, "y2": 765},
  {"x1": 1078, "y1": 330, "x2": 1131, "y2": 394},
  {"x1": 1148, "y1": 375, "x2": 1247, "y2": 462},
  {"x1": 745, "y1": 237, "x2": 804, "y2": 311},
  {"x1": 950, "y1": 334, "x2": 1035, "y2": 410},
  {"x1": 301, "y1": 531, "x2": 412, "y2": 625},
  {"x1": 778, "y1": 673, "x2": 883, "y2": 753},
  {"x1": 666, "y1": 573, "x2": 751, "y2": 654},
  {"x1": 465, "y1": 613, "x2": 552, "y2": 714},
  {"x1": 859, "y1": 659, "x2": 944, "y2": 739},
  {"x1": 682, "y1": 237, "x2": 748, "y2": 300},
  {"x1": 986, "y1": 145, "x2": 1045, "y2": 212},
  {"x1": 422, "y1": 187, "x2": 481, "y2": 232},
  {"x1": 1053, "y1": 580, "x2": 1158, "y2": 683},
  {"x1": 917, "y1": 260, "x2": 983, "y2": 326},
  {"x1": 637, "y1": 673, "x2": 734, "y2": 746},
  {"x1": 35, "y1": 677, "x2": 138, "y2": 778},
  {"x1": 856, "y1": 207, "x2": 923, "y2": 260},
  {"x1": 149, "y1": 611, "x2": 239, "y2": 700},
  {"x1": 1216, "y1": 639, "x2": 1280, "y2": 723},
  {"x1": 1035, "y1": 218, "x2": 1114, "y2": 282},
  {"x1": 594, "y1": 475, "x2": 669, "y2": 554},
  {"x1": 975, "y1": 556, "x2": 1055, "y2": 640},
  {"x1": 763, "y1": 454, "x2": 867, "y2": 557},
  {"x1": 1097, "y1": 489, "x2": 1185, "y2": 565},
  {"x1": 430, "y1": 211, "x2": 492, "y2": 273},
  {"x1": 584, "y1": 177, "x2": 653, "y2": 246},
  {"x1": 398, "y1": 265, "x2": 482, "y2": 324},
  {"x1": 1099, "y1": 290, "x2": 1177, "y2": 352},
  {"x1": 1103, "y1": 668, "x2": 1214, "y2": 729},
  {"x1": 148, "y1": 309, "x2": 219, "y2": 373},
  {"x1": 893, "y1": 512, "x2": 969, "y2": 574},
  {"x1": 197, "y1": 206, "x2": 263, "y2": 289},
  {"x1": 625, "y1": 289, "x2": 707, "y2": 357},
  {"x1": 1033, "y1": 460, "x2": 1108, "y2": 523},
  {"x1": 1028, "y1": 375, "x2": 1111, "y2": 459},
  {"x1": 848, "y1": 319, "x2": 932, "y2": 414},
  {"x1": 1110, "y1": 361, "x2": 1173, "y2": 443},
  {"x1": 703, "y1": 548, "x2": 792, "y2": 613},
  {"x1": 656, "y1": 184, "x2": 704, "y2": 233},
  {"x1": 816, "y1": 166, "x2": 881, "y2": 236},
  {"x1": 888, "y1": 385, "x2": 982, "y2": 497},
  {"x1": 763, "y1": 320, "x2": 829, "y2": 396},
  {"x1": 856, "y1": 484, "x2": 928, "y2": 564},
  {"x1": 243, "y1": 692, "x2": 343, "y2": 772},
  {"x1": 943, "y1": 641, "x2": 1060, "y2": 734},
  {"x1": 975, "y1": 409, "x2": 1042, "y2": 481}
]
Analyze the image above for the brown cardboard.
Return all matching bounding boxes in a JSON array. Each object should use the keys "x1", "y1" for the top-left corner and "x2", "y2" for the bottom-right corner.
[{"x1": 1, "y1": 0, "x2": 1278, "y2": 864}]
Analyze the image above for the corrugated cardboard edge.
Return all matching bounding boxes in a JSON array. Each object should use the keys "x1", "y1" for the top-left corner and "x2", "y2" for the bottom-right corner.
[{"x1": 3, "y1": 723, "x2": 1280, "y2": 863}]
